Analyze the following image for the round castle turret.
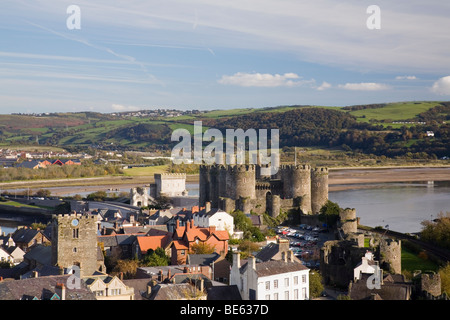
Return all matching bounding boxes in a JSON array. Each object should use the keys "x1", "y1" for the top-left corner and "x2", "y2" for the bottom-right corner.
[
  {"x1": 339, "y1": 208, "x2": 357, "y2": 235},
  {"x1": 230, "y1": 164, "x2": 256, "y2": 200},
  {"x1": 311, "y1": 167, "x2": 329, "y2": 214},
  {"x1": 379, "y1": 238, "x2": 402, "y2": 274}
]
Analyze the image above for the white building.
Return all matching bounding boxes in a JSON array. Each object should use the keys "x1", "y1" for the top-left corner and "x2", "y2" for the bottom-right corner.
[
  {"x1": 230, "y1": 251, "x2": 310, "y2": 300},
  {"x1": 151, "y1": 173, "x2": 188, "y2": 198},
  {"x1": 353, "y1": 251, "x2": 379, "y2": 282},
  {"x1": 194, "y1": 203, "x2": 234, "y2": 236}
]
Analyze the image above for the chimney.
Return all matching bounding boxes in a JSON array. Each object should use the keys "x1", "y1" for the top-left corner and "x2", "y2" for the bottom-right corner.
[
  {"x1": 281, "y1": 251, "x2": 287, "y2": 262},
  {"x1": 167, "y1": 269, "x2": 171, "y2": 280},
  {"x1": 288, "y1": 250, "x2": 294, "y2": 262},
  {"x1": 198, "y1": 278, "x2": 204, "y2": 292},
  {"x1": 186, "y1": 219, "x2": 190, "y2": 231},
  {"x1": 209, "y1": 226, "x2": 216, "y2": 233},
  {"x1": 176, "y1": 219, "x2": 180, "y2": 229},
  {"x1": 190, "y1": 219, "x2": 194, "y2": 229},
  {"x1": 249, "y1": 255, "x2": 256, "y2": 270},
  {"x1": 233, "y1": 252, "x2": 241, "y2": 269},
  {"x1": 158, "y1": 269, "x2": 163, "y2": 281},
  {"x1": 32, "y1": 271, "x2": 39, "y2": 278},
  {"x1": 56, "y1": 283, "x2": 66, "y2": 300},
  {"x1": 278, "y1": 238, "x2": 289, "y2": 253},
  {"x1": 119, "y1": 272, "x2": 123, "y2": 280},
  {"x1": 205, "y1": 202, "x2": 211, "y2": 213}
]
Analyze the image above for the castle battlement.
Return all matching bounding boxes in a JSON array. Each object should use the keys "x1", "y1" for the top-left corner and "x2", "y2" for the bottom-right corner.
[{"x1": 54, "y1": 212, "x2": 95, "y2": 219}]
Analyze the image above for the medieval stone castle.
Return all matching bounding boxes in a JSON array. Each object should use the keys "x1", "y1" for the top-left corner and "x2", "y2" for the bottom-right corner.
[{"x1": 199, "y1": 164, "x2": 329, "y2": 216}]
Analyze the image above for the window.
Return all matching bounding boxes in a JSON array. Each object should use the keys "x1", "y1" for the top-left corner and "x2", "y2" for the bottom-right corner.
[
  {"x1": 274, "y1": 293, "x2": 278, "y2": 300},
  {"x1": 73, "y1": 247, "x2": 77, "y2": 253},
  {"x1": 294, "y1": 289, "x2": 299, "y2": 300},
  {"x1": 302, "y1": 274, "x2": 307, "y2": 283},
  {"x1": 72, "y1": 228, "x2": 79, "y2": 239},
  {"x1": 285, "y1": 291, "x2": 289, "y2": 300},
  {"x1": 294, "y1": 276, "x2": 298, "y2": 285},
  {"x1": 95, "y1": 290, "x2": 104, "y2": 296},
  {"x1": 265, "y1": 281, "x2": 270, "y2": 290},
  {"x1": 302, "y1": 287, "x2": 307, "y2": 300},
  {"x1": 265, "y1": 294, "x2": 270, "y2": 300},
  {"x1": 274, "y1": 280, "x2": 278, "y2": 289},
  {"x1": 284, "y1": 278, "x2": 289, "y2": 287},
  {"x1": 181, "y1": 250, "x2": 185, "y2": 256}
]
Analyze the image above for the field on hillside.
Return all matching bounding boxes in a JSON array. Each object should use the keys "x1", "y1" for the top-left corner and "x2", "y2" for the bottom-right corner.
[{"x1": 347, "y1": 101, "x2": 441, "y2": 122}]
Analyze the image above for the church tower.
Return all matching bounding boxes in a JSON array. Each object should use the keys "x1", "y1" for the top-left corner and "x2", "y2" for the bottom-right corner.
[{"x1": 51, "y1": 212, "x2": 99, "y2": 277}]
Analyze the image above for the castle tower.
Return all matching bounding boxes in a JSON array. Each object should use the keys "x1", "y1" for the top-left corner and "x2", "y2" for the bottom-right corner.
[
  {"x1": 199, "y1": 165, "x2": 210, "y2": 206},
  {"x1": 130, "y1": 187, "x2": 149, "y2": 207},
  {"x1": 232, "y1": 164, "x2": 256, "y2": 200},
  {"x1": 208, "y1": 165, "x2": 220, "y2": 208},
  {"x1": 51, "y1": 212, "x2": 99, "y2": 277},
  {"x1": 379, "y1": 239, "x2": 402, "y2": 274},
  {"x1": 290, "y1": 164, "x2": 312, "y2": 214},
  {"x1": 311, "y1": 167, "x2": 329, "y2": 214},
  {"x1": 339, "y1": 208, "x2": 357, "y2": 235}
]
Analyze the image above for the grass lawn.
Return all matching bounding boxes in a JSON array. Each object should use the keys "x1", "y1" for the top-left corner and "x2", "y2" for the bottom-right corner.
[
  {"x1": 122, "y1": 165, "x2": 169, "y2": 176},
  {"x1": 401, "y1": 247, "x2": 439, "y2": 273},
  {"x1": 0, "y1": 200, "x2": 42, "y2": 208}
]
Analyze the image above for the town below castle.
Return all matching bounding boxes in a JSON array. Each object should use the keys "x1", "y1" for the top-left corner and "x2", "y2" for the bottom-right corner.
[{"x1": 0, "y1": 163, "x2": 447, "y2": 302}]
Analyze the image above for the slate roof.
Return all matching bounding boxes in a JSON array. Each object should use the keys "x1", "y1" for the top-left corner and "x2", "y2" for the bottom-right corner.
[
  {"x1": 207, "y1": 285, "x2": 242, "y2": 300},
  {"x1": 148, "y1": 283, "x2": 200, "y2": 300},
  {"x1": 187, "y1": 253, "x2": 221, "y2": 266},
  {"x1": 122, "y1": 278, "x2": 151, "y2": 300},
  {"x1": 0, "y1": 275, "x2": 96, "y2": 300},
  {"x1": 349, "y1": 273, "x2": 413, "y2": 300},
  {"x1": 12, "y1": 228, "x2": 42, "y2": 244},
  {"x1": 254, "y1": 260, "x2": 309, "y2": 277},
  {"x1": 23, "y1": 245, "x2": 52, "y2": 266}
]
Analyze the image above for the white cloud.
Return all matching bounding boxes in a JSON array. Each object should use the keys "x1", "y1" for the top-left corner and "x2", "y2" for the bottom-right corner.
[
  {"x1": 218, "y1": 72, "x2": 313, "y2": 87},
  {"x1": 111, "y1": 104, "x2": 142, "y2": 112},
  {"x1": 338, "y1": 82, "x2": 390, "y2": 91},
  {"x1": 431, "y1": 76, "x2": 450, "y2": 95},
  {"x1": 395, "y1": 75, "x2": 417, "y2": 80},
  {"x1": 316, "y1": 81, "x2": 331, "y2": 91}
]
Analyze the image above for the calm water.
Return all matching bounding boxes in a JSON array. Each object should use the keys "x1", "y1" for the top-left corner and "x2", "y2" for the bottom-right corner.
[{"x1": 329, "y1": 181, "x2": 450, "y2": 234}]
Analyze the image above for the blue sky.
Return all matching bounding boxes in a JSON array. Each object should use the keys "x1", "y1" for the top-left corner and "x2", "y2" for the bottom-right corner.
[{"x1": 1, "y1": 0, "x2": 450, "y2": 114}]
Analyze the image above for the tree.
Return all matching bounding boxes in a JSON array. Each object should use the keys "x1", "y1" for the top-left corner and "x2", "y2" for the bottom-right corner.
[
  {"x1": 439, "y1": 262, "x2": 450, "y2": 296},
  {"x1": 112, "y1": 259, "x2": 139, "y2": 279},
  {"x1": 237, "y1": 240, "x2": 260, "y2": 259},
  {"x1": 309, "y1": 271, "x2": 324, "y2": 299},
  {"x1": 86, "y1": 190, "x2": 108, "y2": 201},
  {"x1": 318, "y1": 200, "x2": 341, "y2": 228},
  {"x1": 35, "y1": 189, "x2": 51, "y2": 198},
  {"x1": 141, "y1": 247, "x2": 170, "y2": 267},
  {"x1": 189, "y1": 242, "x2": 216, "y2": 254}
]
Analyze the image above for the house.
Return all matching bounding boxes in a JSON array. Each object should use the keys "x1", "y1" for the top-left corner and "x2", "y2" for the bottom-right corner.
[
  {"x1": 15, "y1": 160, "x2": 45, "y2": 169},
  {"x1": 84, "y1": 274, "x2": 134, "y2": 300},
  {"x1": 353, "y1": 251, "x2": 378, "y2": 282},
  {"x1": 170, "y1": 220, "x2": 229, "y2": 265},
  {"x1": 230, "y1": 252, "x2": 310, "y2": 300},
  {"x1": 193, "y1": 204, "x2": 234, "y2": 236},
  {"x1": 2, "y1": 245, "x2": 25, "y2": 265},
  {"x1": 0, "y1": 275, "x2": 96, "y2": 300},
  {"x1": 132, "y1": 229, "x2": 173, "y2": 259},
  {"x1": 0, "y1": 247, "x2": 13, "y2": 265},
  {"x1": 11, "y1": 227, "x2": 51, "y2": 252},
  {"x1": 255, "y1": 238, "x2": 302, "y2": 263},
  {"x1": 348, "y1": 273, "x2": 413, "y2": 300},
  {"x1": 187, "y1": 253, "x2": 231, "y2": 284}
]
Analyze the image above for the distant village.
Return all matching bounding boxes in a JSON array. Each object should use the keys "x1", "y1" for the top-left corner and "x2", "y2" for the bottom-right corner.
[{"x1": 0, "y1": 166, "x2": 447, "y2": 301}]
